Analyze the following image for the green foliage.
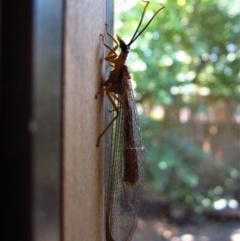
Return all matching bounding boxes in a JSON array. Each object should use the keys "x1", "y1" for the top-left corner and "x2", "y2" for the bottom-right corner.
[
  {"x1": 115, "y1": 0, "x2": 240, "y2": 214},
  {"x1": 116, "y1": 0, "x2": 240, "y2": 100}
]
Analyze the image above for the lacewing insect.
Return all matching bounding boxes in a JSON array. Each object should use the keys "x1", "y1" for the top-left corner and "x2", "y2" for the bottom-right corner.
[{"x1": 96, "y1": 1, "x2": 165, "y2": 240}]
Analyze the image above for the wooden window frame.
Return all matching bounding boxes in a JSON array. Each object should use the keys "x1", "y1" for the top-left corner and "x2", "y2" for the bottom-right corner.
[{"x1": 1, "y1": 0, "x2": 112, "y2": 240}]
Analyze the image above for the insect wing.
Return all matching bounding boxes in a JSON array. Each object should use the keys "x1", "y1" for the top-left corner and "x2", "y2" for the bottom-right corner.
[{"x1": 106, "y1": 68, "x2": 144, "y2": 241}]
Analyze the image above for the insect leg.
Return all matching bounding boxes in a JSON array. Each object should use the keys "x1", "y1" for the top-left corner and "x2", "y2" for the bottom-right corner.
[
  {"x1": 96, "y1": 91, "x2": 120, "y2": 147},
  {"x1": 104, "y1": 23, "x2": 119, "y2": 47},
  {"x1": 108, "y1": 96, "x2": 121, "y2": 113},
  {"x1": 95, "y1": 82, "x2": 112, "y2": 99},
  {"x1": 100, "y1": 34, "x2": 118, "y2": 64}
]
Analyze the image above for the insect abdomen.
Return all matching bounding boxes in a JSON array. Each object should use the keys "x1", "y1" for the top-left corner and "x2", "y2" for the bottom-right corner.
[{"x1": 123, "y1": 71, "x2": 139, "y2": 186}]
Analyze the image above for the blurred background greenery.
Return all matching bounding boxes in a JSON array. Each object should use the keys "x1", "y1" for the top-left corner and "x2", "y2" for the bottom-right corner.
[{"x1": 114, "y1": 0, "x2": 240, "y2": 219}]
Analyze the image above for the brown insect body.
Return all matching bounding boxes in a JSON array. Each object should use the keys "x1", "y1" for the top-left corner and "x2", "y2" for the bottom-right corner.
[
  {"x1": 101, "y1": 38, "x2": 139, "y2": 185},
  {"x1": 96, "y1": 1, "x2": 165, "y2": 241},
  {"x1": 121, "y1": 66, "x2": 139, "y2": 186},
  {"x1": 105, "y1": 65, "x2": 144, "y2": 241}
]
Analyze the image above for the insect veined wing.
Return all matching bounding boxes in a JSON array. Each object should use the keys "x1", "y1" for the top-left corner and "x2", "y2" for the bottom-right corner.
[{"x1": 106, "y1": 66, "x2": 144, "y2": 241}]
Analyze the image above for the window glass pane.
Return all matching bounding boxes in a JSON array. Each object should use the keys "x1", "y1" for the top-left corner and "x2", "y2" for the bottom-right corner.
[
  {"x1": 114, "y1": 1, "x2": 240, "y2": 240},
  {"x1": 32, "y1": 1, "x2": 63, "y2": 240}
]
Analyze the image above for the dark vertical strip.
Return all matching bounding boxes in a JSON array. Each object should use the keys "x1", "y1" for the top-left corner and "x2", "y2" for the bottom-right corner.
[
  {"x1": 104, "y1": 0, "x2": 114, "y2": 220},
  {"x1": 104, "y1": 0, "x2": 114, "y2": 177},
  {"x1": 61, "y1": 1, "x2": 65, "y2": 240},
  {"x1": 0, "y1": 1, "x2": 33, "y2": 241},
  {"x1": 32, "y1": 1, "x2": 63, "y2": 240}
]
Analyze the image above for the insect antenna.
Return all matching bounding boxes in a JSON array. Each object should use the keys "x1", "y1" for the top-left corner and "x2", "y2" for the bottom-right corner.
[{"x1": 127, "y1": 1, "x2": 165, "y2": 47}]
